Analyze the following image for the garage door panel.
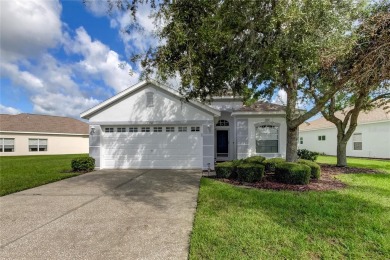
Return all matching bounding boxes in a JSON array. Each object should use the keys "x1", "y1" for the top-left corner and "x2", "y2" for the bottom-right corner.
[
  {"x1": 102, "y1": 127, "x2": 203, "y2": 169},
  {"x1": 104, "y1": 159, "x2": 202, "y2": 169}
]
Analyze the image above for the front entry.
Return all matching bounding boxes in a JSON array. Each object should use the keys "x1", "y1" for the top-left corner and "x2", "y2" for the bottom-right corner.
[{"x1": 216, "y1": 130, "x2": 229, "y2": 159}]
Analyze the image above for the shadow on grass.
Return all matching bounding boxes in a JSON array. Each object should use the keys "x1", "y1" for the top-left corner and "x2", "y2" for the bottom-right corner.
[{"x1": 191, "y1": 177, "x2": 390, "y2": 259}]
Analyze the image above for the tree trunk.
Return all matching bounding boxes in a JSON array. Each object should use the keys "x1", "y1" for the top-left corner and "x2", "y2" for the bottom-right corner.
[
  {"x1": 285, "y1": 126, "x2": 299, "y2": 162},
  {"x1": 336, "y1": 140, "x2": 348, "y2": 167}
]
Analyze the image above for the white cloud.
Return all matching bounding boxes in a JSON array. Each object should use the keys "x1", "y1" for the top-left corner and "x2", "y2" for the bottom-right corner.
[
  {"x1": 0, "y1": 0, "x2": 62, "y2": 62},
  {"x1": 273, "y1": 89, "x2": 287, "y2": 105},
  {"x1": 65, "y1": 27, "x2": 140, "y2": 92},
  {"x1": 31, "y1": 92, "x2": 99, "y2": 117},
  {"x1": 0, "y1": 0, "x2": 140, "y2": 117},
  {"x1": 0, "y1": 104, "x2": 21, "y2": 115}
]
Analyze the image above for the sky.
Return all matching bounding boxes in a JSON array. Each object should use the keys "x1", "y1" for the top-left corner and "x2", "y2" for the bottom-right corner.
[
  {"x1": 0, "y1": 0, "x2": 161, "y2": 118},
  {"x1": 0, "y1": 0, "x2": 291, "y2": 119}
]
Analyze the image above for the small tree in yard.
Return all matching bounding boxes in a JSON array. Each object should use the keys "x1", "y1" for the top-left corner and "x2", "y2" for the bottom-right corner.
[{"x1": 312, "y1": 3, "x2": 390, "y2": 167}]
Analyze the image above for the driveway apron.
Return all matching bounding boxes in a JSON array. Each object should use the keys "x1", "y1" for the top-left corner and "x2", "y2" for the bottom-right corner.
[{"x1": 0, "y1": 169, "x2": 202, "y2": 260}]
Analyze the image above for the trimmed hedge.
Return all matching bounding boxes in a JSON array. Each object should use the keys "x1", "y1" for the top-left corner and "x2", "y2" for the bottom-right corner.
[
  {"x1": 244, "y1": 156, "x2": 266, "y2": 164},
  {"x1": 297, "y1": 149, "x2": 319, "y2": 161},
  {"x1": 71, "y1": 157, "x2": 95, "y2": 172},
  {"x1": 275, "y1": 162, "x2": 311, "y2": 185},
  {"x1": 298, "y1": 159, "x2": 321, "y2": 179},
  {"x1": 215, "y1": 161, "x2": 234, "y2": 178},
  {"x1": 263, "y1": 158, "x2": 285, "y2": 172},
  {"x1": 237, "y1": 163, "x2": 265, "y2": 183}
]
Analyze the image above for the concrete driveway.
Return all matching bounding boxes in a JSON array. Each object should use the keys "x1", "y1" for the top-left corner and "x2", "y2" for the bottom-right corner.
[{"x1": 0, "y1": 169, "x2": 202, "y2": 260}]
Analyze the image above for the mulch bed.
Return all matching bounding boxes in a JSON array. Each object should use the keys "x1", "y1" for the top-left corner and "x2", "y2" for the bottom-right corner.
[{"x1": 211, "y1": 164, "x2": 385, "y2": 192}]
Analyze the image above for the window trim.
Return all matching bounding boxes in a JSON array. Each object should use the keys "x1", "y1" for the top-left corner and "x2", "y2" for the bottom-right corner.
[
  {"x1": 353, "y1": 133, "x2": 363, "y2": 151},
  {"x1": 254, "y1": 122, "x2": 280, "y2": 154},
  {"x1": 166, "y1": 126, "x2": 175, "y2": 132},
  {"x1": 216, "y1": 120, "x2": 229, "y2": 126},
  {"x1": 191, "y1": 126, "x2": 200, "y2": 132},
  {"x1": 146, "y1": 92, "x2": 154, "y2": 107},
  {"x1": 178, "y1": 126, "x2": 187, "y2": 132},
  {"x1": 0, "y1": 138, "x2": 15, "y2": 152},
  {"x1": 29, "y1": 138, "x2": 48, "y2": 152}
]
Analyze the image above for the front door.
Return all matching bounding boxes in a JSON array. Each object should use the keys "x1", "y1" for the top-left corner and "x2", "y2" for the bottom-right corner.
[{"x1": 217, "y1": 130, "x2": 229, "y2": 159}]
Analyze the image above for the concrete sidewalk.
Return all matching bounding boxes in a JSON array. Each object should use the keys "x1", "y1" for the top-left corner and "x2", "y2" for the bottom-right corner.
[{"x1": 0, "y1": 169, "x2": 202, "y2": 260}]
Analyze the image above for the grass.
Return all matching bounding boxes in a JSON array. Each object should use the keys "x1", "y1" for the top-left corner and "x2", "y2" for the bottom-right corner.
[
  {"x1": 317, "y1": 155, "x2": 390, "y2": 173},
  {"x1": 190, "y1": 159, "x2": 390, "y2": 259},
  {"x1": 0, "y1": 154, "x2": 88, "y2": 196}
]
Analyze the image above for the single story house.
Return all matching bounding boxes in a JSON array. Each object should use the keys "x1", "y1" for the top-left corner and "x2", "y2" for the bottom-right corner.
[
  {"x1": 0, "y1": 114, "x2": 89, "y2": 156},
  {"x1": 81, "y1": 80, "x2": 288, "y2": 170},
  {"x1": 299, "y1": 107, "x2": 390, "y2": 159}
]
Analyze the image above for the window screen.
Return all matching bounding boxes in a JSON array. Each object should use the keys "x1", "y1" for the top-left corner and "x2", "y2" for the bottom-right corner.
[{"x1": 256, "y1": 125, "x2": 279, "y2": 153}]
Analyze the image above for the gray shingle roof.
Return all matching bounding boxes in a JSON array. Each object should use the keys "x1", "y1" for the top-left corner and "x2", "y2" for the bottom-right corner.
[
  {"x1": 300, "y1": 107, "x2": 390, "y2": 131},
  {"x1": 0, "y1": 114, "x2": 89, "y2": 135}
]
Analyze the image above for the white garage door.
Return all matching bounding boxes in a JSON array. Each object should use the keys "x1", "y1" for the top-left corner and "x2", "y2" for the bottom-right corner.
[{"x1": 102, "y1": 126, "x2": 202, "y2": 169}]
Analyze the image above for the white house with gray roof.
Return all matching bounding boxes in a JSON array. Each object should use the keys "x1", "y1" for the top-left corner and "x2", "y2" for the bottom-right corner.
[
  {"x1": 81, "y1": 80, "x2": 288, "y2": 170},
  {"x1": 299, "y1": 107, "x2": 390, "y2": 159}
]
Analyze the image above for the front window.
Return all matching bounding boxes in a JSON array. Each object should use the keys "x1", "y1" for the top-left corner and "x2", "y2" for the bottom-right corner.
[
  {"x1": 105, "y1": 128, "x2": 114, "y2": 133},
  {"x1": 256, "y1": 125, "x2": 278, "y2": 153},
  {"x1": 117, "y1": 128, "x2": 126, "y2": 132},
  {"x1": 141, "y1": 127, "x2": 150, "y2": 132},
  {"x1": 129, "y1": 127, "x2": 138, "y2": 132},
  {"x1": 0, "y1": 138, "x2": 15, "y2": 152},
  {"x1": 178, "y1": 126, "x2": 187, "y2": 132},
  {"x1": 353, "y1": 133, "x2": 362, "y2": 150},
  {"x1": 166, "y1": 127, "x2": 175, "y2": 132},
  {"x1": 29, "y1": 139, "x2": 47, "y2": 152},
  {"x1": 216, "y1": 120, "x2": 229, "y2": 126}
]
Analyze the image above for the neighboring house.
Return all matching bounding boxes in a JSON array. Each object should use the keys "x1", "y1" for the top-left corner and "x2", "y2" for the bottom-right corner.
[
  {"x1": 299, "y1": 107, "x2": 390, "y2": 159},
  {"x1": 81, "y1": 80, "x2": 287, "y2": 170},
  {"x1": 0, "y1": 114, "x2": 89, "y2": 156}
]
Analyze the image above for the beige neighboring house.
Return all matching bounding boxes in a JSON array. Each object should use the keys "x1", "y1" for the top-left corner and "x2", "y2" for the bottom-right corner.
[
  {"x1": 299, "y1": 107, "x2": 390, "y2": 159},
  {"x1": 0, "y1": 113, "x2": 89, "y2": 156}
]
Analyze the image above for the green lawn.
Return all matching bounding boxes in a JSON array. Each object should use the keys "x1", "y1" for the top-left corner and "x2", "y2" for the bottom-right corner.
[
  {"x1": 317, "y1": 155, "x2": 390, "y2": 173},
  {"x1": 190, "y1": 160, "x2": 390, "y2": 259},
  {"x1": 0, "y1": 154, "x2": 87, "y2": 196}
]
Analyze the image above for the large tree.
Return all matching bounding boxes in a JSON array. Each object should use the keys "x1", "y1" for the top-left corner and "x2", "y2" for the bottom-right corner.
[
  {"x1": 101, "y1": 0, "x2": 366, "y2": 161},
  {"x1": 316, "y1": 3, "x2": 390, "y2": 166}
]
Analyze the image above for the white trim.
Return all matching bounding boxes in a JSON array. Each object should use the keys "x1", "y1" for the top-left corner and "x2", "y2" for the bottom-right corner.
[
  {"x1": 231, "y1": 111, "x2": 286, "y2": 116},
  {"x1": 0, "y1": 131, "x2": 88, "y2": 136},
  {"x1": 80, "y1": 80, "x2": 221, "y2": 119}
]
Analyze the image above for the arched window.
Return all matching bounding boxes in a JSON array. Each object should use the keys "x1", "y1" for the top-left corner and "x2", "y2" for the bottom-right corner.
[{"x1": 216, "y1": 120, "x2": 229, "y2": 126}]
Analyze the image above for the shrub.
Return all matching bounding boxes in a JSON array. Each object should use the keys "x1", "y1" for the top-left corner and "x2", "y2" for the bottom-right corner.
[
  {"x1": 297, "y1": 149, "x2": 319, "y2": 161},
  {"x1": 274, "y1": 162, "x2": 311, "y2": 185},
  {"x1": 237, "y1": 163, "x2": 265, "y2": 183},
  {"x1": 263, "y1": 158, "x2": 285, "y2": 172},
  {"x1": 298, "y1": 159, "x2": 321, "y2": 179},
  {"x1": 71, "y1": 157, "x2": 95, "y2": 172},
  {"x1": 215, "y1": 161, "x2": 234, "y2": 178},
  {"x1": 229, "y1": 159, "x2": 245, "y2": 179},
  {"x1": 244, "y1": 156, "x2": 266, "y2": 164}
]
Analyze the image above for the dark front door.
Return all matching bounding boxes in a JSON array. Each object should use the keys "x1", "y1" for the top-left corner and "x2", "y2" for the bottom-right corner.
[{"x1": 217, "y1": 130, "x2": 229, "y2": 157}]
